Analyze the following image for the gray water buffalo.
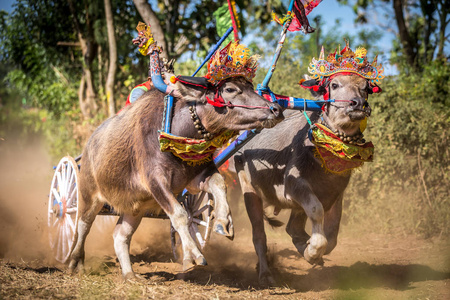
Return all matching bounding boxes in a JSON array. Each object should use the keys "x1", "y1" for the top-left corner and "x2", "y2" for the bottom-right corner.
[
  {"x1": 68, "y1": 75, "x2": 283, "y2": 279},
  {"x1": 234, "y1": 72, "x2": 380, "y2": 285}
]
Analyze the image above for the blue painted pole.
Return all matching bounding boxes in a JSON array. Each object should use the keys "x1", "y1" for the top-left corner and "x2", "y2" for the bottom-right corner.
[
  {"x1": 213, "y1": 129, "x2": 261, "y2": 167},
  {"x1": 180, "y1": 129, "x2": 261, "y2": 197},
  {"x1": 273, "y1": 97, "x2": 335, "y2": 111},
  {"x1": 192, "y1": 27, "x2": 234, "y2": 77},
  {"x1": 164, "y1": 96, "x2": 174, "y2": 132}
]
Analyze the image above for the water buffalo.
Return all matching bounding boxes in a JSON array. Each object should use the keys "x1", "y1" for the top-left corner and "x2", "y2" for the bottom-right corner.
[
  {"x1": 67, "y1": 76, "x2": 283, "y2": 279},
  {"x1": 234, "y1": 73, "x2": 378, "y2": 285}
]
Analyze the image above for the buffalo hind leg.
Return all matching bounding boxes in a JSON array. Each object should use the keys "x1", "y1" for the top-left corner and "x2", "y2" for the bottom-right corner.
[
  {"x1": 68, "y1": 199, "x2": 103, "y2": 274},
  {"x1": 323, "y1": 194, "x2": 343, "y2": 255},
  {"x1": 113, "y1": 213, "x2": 143, "y2": 280}
]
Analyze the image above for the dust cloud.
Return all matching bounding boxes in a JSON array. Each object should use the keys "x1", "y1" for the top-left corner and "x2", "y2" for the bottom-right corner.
[
  {"x1": 0, "y1": 129, "x2": 52, "y2": 262},
  {"x1": 0, "y1": 122, "x2": 289, "y2": 281}
]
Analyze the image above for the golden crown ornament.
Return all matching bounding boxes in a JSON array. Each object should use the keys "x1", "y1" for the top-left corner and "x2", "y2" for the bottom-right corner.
[
  {"x1": 205, "y1": 41, "x2": 260, "y2": 85},
  {"x1": 308, "y1": 40, "x2": 384, "y2": 85}
]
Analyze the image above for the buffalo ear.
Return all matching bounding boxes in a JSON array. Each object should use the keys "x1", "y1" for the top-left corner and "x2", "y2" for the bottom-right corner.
[
  {"x1": 299, "y1": 78, "x2": 327, "y2": 98},
  {"x1": 174, "y1": 76, "x2": 211, "y2": 102}
]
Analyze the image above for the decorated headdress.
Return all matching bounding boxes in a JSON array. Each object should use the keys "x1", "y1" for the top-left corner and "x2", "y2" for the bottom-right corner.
[
  {"x1": 134, "y1": 22, "x2": 155, "y2": 56},
  {"x1": 205, "y1": 41, "x2": 260, "y2": 85},
  {"x1": 308, "y1": 40, "x2": 384, "y2": 85}
]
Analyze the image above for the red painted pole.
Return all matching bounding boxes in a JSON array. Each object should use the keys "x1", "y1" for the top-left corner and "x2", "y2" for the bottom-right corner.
[{"x1": 227, "y1": 0, "x2": 239, "y2": 41}]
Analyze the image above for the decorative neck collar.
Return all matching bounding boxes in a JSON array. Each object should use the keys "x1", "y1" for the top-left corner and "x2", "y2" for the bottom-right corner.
[{"x1": 308, "y1": 123, "x2": 374, "y2": 175}]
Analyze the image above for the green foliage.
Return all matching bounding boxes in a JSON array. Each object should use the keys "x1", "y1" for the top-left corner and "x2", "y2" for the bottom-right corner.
[{"x1": 345, "y1": 60, "x2": 449, "y2": 237}]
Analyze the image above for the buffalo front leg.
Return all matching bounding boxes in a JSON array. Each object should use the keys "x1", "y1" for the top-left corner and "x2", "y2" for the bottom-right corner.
[
  {"x1": 68, "y1": 199, "x2": 103, "y2": 274},
  {"x1": 286, "y1": 178, "x2": 327, "y2": 265},
  {"x1": 286, "y1": 209, "x2": 310, "y2": 254},
  {"x1": 150, "y1": 177, "x2": 206, "y2": 271},
  {"x1": 236, "y1": 167, "x2": 275, "y2": 286},
  {"x1": 244, "y1": 191, "x2": 275, "y2": 286},
  {"x1": 113, "y1": 213, "x2": 143, "y2": 280}
]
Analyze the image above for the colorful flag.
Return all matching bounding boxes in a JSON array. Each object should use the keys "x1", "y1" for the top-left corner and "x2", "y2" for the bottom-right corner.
[{"x1": 288, "y1": 0, "x2": 323, "y2": 33}]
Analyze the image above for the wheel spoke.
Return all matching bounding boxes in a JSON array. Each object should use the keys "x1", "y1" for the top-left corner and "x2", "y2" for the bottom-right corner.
[
  {"x1": 66, "y1": 172, "x2": 76, "y2": 207},
  {"x1": 52, "y1": 188, "x2": 61, "y2": 204},
  {"x1": 65, "y1": 163, "x2": 73, "y2": 197},
  {"x1": 53, "y1": 217, "x2": 60, "y2": 227},
  {"x1": 192, "y1": 218, "x2": 207, "y2": 227},
  {"x1": 56, "y1": 223, "x2": 63, "y2": 261},
  {"x1": 191, "y1": 223, "x2": 205, "y2": 248},
  {"x1": 66, "y1": 207, "x2": 77, "y2": 214},
  {"x1": 61, "y1": 165, "x2": 67, "y2": 197},
  {"x1": 192, "y1": 204, "x2": 210, "y2": 217},
  {"x1": 66, "y1": 214, "x2": 76, "y2": 232}
]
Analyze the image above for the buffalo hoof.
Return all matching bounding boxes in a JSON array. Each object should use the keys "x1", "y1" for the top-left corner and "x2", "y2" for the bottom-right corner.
[
  {"x1": 123, "y1": 272, "x2": 137, "y2": 282},
  {"x1": 259, "y1": 273, "x2": 276, "y2": 287},
  {"x1": 303, "y1": 235, "x2": 327, "y2": 265},
  {"x1": 68, "y1": 260, "x2": 84, "y2": 275},
  {"x1": 213, "y1": 217, "x2": 234, "y2": 240},
  {"x1": 183, "y1": 256, "x2": 207, "y2": 271},
  {"x1": 195, "y1": 256, "x2": 208, "y2": 267}
]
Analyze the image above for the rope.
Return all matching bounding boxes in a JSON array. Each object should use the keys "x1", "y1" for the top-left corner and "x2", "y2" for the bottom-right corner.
[
  {"x1": 303, "y1": 97, "x2": 312, "y2": 126},
  {"x1": 328, "y1": 99, "x2": 353, "y2": 108},
  {"x1": 206, "y1": 96, "x2": 271, "y2": 109}
]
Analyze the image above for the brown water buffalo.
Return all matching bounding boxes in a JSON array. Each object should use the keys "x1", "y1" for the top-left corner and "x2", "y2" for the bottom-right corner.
[
  {"x1": 68, "y1": 76, "x2": 283, "y2": 279},
  {"x1": 234, "y1": 74, "x2": 376, "y2": 286}
]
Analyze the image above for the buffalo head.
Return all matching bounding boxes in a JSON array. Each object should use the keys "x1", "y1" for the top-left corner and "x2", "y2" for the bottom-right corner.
[{"x1": 174, "y1": 76, "x2": 284, "y2": 135}]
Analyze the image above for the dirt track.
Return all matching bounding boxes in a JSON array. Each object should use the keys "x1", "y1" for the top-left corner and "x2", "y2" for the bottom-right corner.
[{"x1": 1, "y1": 126, "x2": 449, "y2": 299}]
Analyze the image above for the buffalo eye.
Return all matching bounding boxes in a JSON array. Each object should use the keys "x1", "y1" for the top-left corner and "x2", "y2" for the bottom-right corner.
[
  {"x1": 225, "y1": 87, "x2": 236, "y2": 93},
  {"x1": 331, "y1": 83, "x2": 339, "y2": 90}
]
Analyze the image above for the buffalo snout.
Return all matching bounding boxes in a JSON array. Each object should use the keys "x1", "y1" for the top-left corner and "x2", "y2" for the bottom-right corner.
[
  {"x1": 269, "y1": 103, "x2": 282, "y2": 118},
  {"x1": 349, "y1": 97, "x2": 366, "y2": 110}
]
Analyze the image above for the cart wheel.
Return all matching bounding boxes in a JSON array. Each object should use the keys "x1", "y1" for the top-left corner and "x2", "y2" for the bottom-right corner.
[
  {"x1": 171, "y1": 192, "x2": 214, "y2": 261},
  {"x1": 48, "y1": 156, "x2": 79, "y2": 263}
]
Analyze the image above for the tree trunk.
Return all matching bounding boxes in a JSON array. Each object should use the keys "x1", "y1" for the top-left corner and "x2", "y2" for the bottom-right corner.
[
  {"x1": 133, "y1": 0, "x2": 169, "y2": 59},
  {"x1": 420, "y1": 0, "x2": 434, "y2": 65},
  {"x1": 436, "y1": 0, "x2": 449, "y2": 59},
  {"x1": 104, "y1": 0, "x2": 117, "y2": 116},
  {"x1": 67, "y1": 0, "x2": 98, "y2": 118},
  {"x1": 393, "y1": 0, "x2": 417, "y2": 69}
]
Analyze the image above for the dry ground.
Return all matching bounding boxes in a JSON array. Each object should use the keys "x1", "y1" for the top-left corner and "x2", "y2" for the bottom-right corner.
[{"x1": 0, "y1": 124, "x2": 449, "y2": 299}]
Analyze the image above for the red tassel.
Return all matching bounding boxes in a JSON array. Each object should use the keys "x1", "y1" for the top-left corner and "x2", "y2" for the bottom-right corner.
[
  {"x1": 206, "y1": 96, "x2": 225, "y2": 107},
  {"x1": 372, "y1": 86, "x2": 381, "y2": 93},
  {"x1": 313, "y1": 86, "x2": 319, "y2": 92}
]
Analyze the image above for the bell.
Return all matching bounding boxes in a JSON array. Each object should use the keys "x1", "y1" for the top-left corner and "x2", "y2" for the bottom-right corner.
[
  {"x1": 195, "y1": 125, "x2": 200, "y2": 129},
  {"x1": 198, "y1": 130, "x2": 203, "y2": 135}
]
